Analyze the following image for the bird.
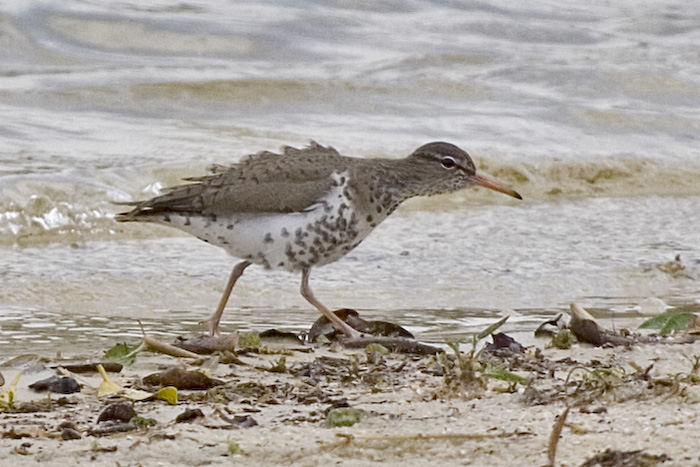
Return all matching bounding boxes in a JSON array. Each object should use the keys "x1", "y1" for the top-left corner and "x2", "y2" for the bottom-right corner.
[{"x1": 115, "y1": 141, "x2": 522, "y2": 339}]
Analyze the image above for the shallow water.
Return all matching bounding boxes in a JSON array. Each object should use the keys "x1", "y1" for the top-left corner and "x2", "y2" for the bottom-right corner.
[{"x1": 1, "y1": 1, "x2": 699, "y2": 355}]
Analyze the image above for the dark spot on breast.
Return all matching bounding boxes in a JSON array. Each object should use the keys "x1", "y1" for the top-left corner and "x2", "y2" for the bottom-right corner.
[
  {"x1": 285, "y1": 245, "x2": 296, "y2": 261},
  {"x1": 278, "y1": 261, "x2": 285, "y2": 268},
  {"x1": 264, "y1": 233, "x2": 274, "y2": 243},
  {"x1": 366, "y1": 215, "x2": 373, "y2": 222},
  {"x1": 370, "y1": 222, "x2": 377, "y2": 227},
  {"x1": 376, "y1": 205, "x2": 382, "y2": 213},
  {"x1": 227, "y1": 224, "x2": 234, "y2": 230}
]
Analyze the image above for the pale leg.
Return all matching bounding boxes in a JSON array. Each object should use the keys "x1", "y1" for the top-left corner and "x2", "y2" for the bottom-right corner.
[
  {"x1": 204, "y1": 261, "x2": 252, "y2": 336},
  {"x1": 300, "y1": 268, "x2": 361, "y2": 339}
]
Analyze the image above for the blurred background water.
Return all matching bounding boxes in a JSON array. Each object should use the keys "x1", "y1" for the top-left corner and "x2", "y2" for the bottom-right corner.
[{"x1": 1, "y1": 0, "x2": 699, "y2": 355}]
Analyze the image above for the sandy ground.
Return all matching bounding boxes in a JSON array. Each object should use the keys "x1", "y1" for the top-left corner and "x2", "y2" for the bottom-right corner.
[{"x1": 1, "y1": 332, "x2": 699, "y2": 467}]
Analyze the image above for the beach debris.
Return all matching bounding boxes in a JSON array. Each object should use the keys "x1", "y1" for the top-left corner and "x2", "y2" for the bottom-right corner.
[
  {"x1": 175, "y1": 408, "x2": 204, "y2": 423},
  {"x1": 55, "y1": 363, "x2": 123, "y2": 374},
  {"x1": 365, "y1": 343, "x2": 390, "y2": 355},
  {"x1": 134, "y1": 322, "x2": 202, "y2": 358},
  {"x1": 568, "y1": 304, "x2": 633, "y2": 347},
  {"x1": 103, "y1": 342, "x2": 142, "y2": 365},
  {"x1": 309, "y1": 309, "x2": 413, "y2": 342},
  {"x1": 551, "y1": 329, "x2": 578, "y2": 349},
  {"x1": 433, "y1": 316, "x2": 528, "y2": 396},
  {"x1": 28, "y1": 375, "x2": 81, "y2": 394},
  {"x1": 484, "y1": 333, "x2": 525, "y2": 355},
  {"x1": 172, "y1": 332, "x2": 239, "y2": 355},
  {"x1": 579, "y1": 448, "x2": 670, "y2": 467},
  {"x1": 546, "y1": 406, "x2": 570, "y2": 467},
  {"x1": 212, "y1": 408, "x2": 259, "y2": 428},
  {"x1": 91, "y1": 403, "x2": 157, "y2": 436},
  {"x1": 104, "y1": 325, "x2": 202, "y2": 361},
  {"x1": 342, "y1": 336, "x2": 441, "y2": 355},
  {"x1": 97, "y1": 402, "x2": 137, "y2": 423},
  {"x1": 239, "y1": 332, "x2": 261, "y2": 348},
  {"x1": 535, "y1": 314, "x2": 567, "y2": 338},
  {"x1": 142, "y1": 367, "x2": 222, "y2": 390},
  {"x1": 0, "y1": 371, "x2": 21, "y2": 411},
  {"x1": 61, "y1": 427, "x2": 82, "y2": 440},
  {"x1": 639, "y1": 311, "x2": 698, "y2": 337},
  {"x1": 96, "y1": 364, "x2": 152, "y2": 401},
  {"x1": 89, "y1": 422, "x2": 136, "y2": 437},
  {"x1": 259, "y1": 329, "x2": 304, "y2": 344},
  {"x1": 230, "y1": 415, "x2": 258, "y2": 428},
  {"x1": 326, "y1": 406, "x2": 366, "y2": 427}
]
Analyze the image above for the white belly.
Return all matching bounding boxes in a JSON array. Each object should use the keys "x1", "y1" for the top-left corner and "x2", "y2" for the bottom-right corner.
[{"x1": 155, "y1": 172, "x2": 379, "y2": 271}]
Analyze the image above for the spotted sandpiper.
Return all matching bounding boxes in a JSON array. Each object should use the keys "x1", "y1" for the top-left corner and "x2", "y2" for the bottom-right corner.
[{"x1": 116, "y1": 141, "x2": 521, "y2": 339}]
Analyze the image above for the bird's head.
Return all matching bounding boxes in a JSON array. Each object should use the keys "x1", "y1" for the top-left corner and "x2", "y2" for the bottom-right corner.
[{"x1": 407, "y1": 142, "x2": 522, "y2": 199}]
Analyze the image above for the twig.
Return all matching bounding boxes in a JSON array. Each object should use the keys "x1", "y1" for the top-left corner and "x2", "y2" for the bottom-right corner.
[
  {"x1": 334, "y1": 430, "x2": 531, "y2": 444},
  {"x1": 546, "y1": 406, "x2": 570, "y2": 467},
  {"x1": 138, "y1": 321, "x2": 200, "y2": 358}
]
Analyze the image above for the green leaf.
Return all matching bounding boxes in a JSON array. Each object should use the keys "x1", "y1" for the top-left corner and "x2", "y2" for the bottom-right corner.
[
  {"x1": 551, "y1": 329, "x2": 577, "y2": 349},
  {"x1": 103, "y1": 342, "x2": 142, "y2": 365},
  {"x1": 326, "y1": 407, "x2": 366, "y2": 427},
  {"x1": 639, "y1": 312, "x2": 697, "y2": 337},
  {"x1": 484, "y1": 367, "x2": 527, "y2": 384},
  {"x1": 476, "y1": 316, "x2": 509, "y2": 341}
]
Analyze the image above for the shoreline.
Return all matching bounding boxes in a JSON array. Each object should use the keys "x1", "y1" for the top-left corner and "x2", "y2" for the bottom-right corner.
[{"x1": 1, "y1": 331, "x2": 698, "y2": 466}]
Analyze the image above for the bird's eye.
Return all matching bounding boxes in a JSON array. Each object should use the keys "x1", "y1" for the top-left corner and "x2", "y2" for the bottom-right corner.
[{"x1": 441, "y1": 157, "x2": 456, "y2": 169}]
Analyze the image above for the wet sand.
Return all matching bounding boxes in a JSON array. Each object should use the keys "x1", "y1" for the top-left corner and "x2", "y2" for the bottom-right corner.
[{"x1": 1, "y1": 331, "x2": 697, "y2": 467}]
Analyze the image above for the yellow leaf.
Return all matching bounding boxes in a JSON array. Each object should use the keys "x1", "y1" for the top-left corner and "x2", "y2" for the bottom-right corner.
[
  {"x1": 119, "y1": 388, "x2": 153, "y2": 401},
  {"x1": 155, "y1": 386, "x2": 178, "y2": 405},
  {"x1": 97, "y1": 364, "x2": 123, "y2": 397}
]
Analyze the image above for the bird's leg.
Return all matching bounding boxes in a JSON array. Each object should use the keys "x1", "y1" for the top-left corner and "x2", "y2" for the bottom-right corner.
[
  {"x1": 300, "y1": 268, "x2": 361, "y2": 339},
  {"x1": 204, "y1": 260, "x2": 252, "y2": 336}
]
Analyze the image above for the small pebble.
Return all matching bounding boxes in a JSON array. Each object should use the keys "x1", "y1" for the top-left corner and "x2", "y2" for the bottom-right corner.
[
  {"x1": 61, "y1": 428, "x2": 82, "y2": 440},
  {"x1": 98, "y1": 403, "x2": 136, "y2": 423},
  {"x1": 28, "y1": 376, "x2": 80, "y2": 394},
  {"x1": 175, "y1": 408, "x2": 204, "y2": 423}
]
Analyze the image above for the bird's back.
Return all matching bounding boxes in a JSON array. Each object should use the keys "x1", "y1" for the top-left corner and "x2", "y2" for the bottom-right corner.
[{"x1": 116, "y1": 142, "x2": 359, "y2": 221}]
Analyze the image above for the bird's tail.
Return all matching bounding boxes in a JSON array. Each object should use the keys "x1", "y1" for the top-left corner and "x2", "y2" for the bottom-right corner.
[{"x1": 113, "y1": 201, "x2": 145, "y2": 222}]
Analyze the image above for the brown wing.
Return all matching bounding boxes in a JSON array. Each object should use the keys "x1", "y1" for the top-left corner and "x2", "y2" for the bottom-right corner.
[{"x1": 115, "y1": 142, "x2": 351, "y2": 221}]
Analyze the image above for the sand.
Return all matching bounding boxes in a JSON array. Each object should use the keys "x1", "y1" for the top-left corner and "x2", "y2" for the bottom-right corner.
[{"x1": 1, "y1": 333, "x2": 698, "y2": 467}]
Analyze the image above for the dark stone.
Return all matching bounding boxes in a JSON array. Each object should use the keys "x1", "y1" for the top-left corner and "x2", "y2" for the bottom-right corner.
[
  {"x1": 97, "y1": 403, "x2": 136, "y2": 423},
  {"x1": 28, "y1": 376, "x2": 81, "y2": 394},
  {"x1": 175, "y1": 408, "x2": 205, "y2": 423},
  {"x1": 232, "y1": 415, "x2": 258, "y2": 428},
  {"x1": 61, "y1": 428, "x2": 82, "y2": 440},
  {"x1": 142, "y1": 367, "x2": 223, "y2": 390}
]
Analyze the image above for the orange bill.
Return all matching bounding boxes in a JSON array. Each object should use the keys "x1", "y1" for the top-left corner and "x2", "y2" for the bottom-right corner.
[{"x1": 472, "y1": 173, "x2": 522, "y2": 200}]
